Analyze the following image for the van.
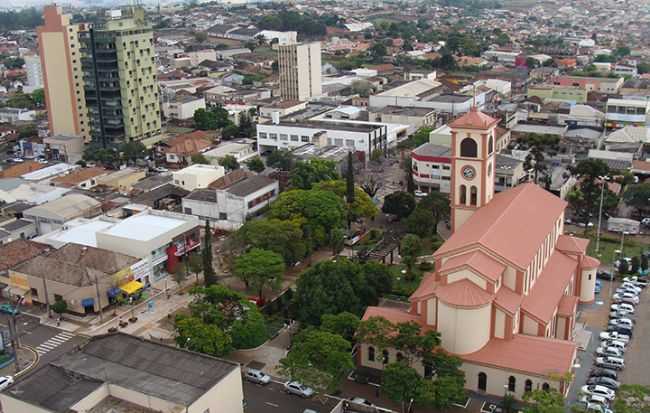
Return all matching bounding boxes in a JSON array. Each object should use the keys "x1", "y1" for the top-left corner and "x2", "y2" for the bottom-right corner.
[{"x1": 596, "y1": 357, "x2": 625, "y2": 370}]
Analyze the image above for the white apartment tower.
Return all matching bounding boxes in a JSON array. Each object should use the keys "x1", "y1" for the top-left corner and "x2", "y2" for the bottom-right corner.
[
  {"x1": 24, "y1": 54, "x2": 43, "y2": 92},
  {"x1": 278, "y1": 42, "x2": 322, "y2": 102}
]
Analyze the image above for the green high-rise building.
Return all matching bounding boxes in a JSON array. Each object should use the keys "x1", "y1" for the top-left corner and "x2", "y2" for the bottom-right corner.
[{"x1": 79, "y1": 7, "x2": 161, "y2": 147}]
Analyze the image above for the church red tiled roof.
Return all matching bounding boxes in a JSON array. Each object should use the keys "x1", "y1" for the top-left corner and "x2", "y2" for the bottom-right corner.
[
  {"x1": 494, "y1": 286, "x2": 523, "y2": 315},
  {"x1": 581, "y1": 255, "x2": 600, "y2": 269},
  {"x1": 440, "y1": 250, "x2": 505, "y2": 282},
  {"x1": 435, "y1": 183, "x2": 567, "y2": 269},
  {"x1": 435, "y1": 279, "x2": 494, "y2": 308},
  {"x1": 362, "y1": 306, "x2": 421, "y2": 324},
  {"x1": 556, "y1": 234, "x2": 589, "y2": 255},
  {"x1": 409, "y1": 273, "x2": 438, "y2": 301},
  {"x1": 448, "y1": 106, "x2": 500, "y2": 130},
  {"x1": 462, "y1": 335, "x2": 576, "y2": 376}
]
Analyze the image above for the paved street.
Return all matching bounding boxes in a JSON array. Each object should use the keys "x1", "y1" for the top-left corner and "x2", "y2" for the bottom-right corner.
[
  {"x1": 618, "y1": 280, "x2": 650, "y2": 385},
  {"x1": 243, "y1": 381, "x2": 340, "y2": 413}
]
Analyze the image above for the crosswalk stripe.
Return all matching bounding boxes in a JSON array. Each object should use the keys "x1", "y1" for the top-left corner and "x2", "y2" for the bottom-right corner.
[
  {"x1": 57, "y1": 332, "x2": 74, "y2": 339},
  {"x1": 48, "y1": 337, "x2": 67, "y2": 344},
  {"x1": 38, "y1": 343, "x2": 59, "y2": 350}
]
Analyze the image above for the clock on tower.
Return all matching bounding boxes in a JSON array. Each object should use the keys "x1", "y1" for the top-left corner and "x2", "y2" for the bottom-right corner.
[{"x1": 448, "y1": 107, "x2": 500, "y2": 234}]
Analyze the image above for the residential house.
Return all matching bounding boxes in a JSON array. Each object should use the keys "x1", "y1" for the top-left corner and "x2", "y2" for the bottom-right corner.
[
  {"x1": 50, "y1": 167, "x2": 108, "y2": 190},
  {"x1": 172, "y1": 164, "x2": 226, "y2": 191},
  {"x1": 163, "y1": 130, "x2": 214, "y2": 165}
]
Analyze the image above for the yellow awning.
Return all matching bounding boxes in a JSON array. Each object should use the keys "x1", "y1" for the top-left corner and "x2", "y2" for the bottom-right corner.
[{"x1": 120, "y1": 280, "x2": 144, "y2": 295}]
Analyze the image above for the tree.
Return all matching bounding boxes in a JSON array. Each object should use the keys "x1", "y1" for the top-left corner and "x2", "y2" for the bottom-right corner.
[
  {"x1": 405, "y1": 156, "x2": 416, "y2": 194},
  {"x1": 631, "y1": 256, "x2": 640, "y2": 274},
  {"x1": 175, "y1": 316, "x2": 232, "y2": 356},
  {"x1": 222, "y1": 123, "x2": 240, "y2": 140},
  {"x1": 289, "y1": 159, "x2": 339, "y2": 189},
  {"x1": 351, "y1": 80, "x2": 373, "y2": 97},
  {"x1": 419, "y1": 191, "x2": 450, "y2": 230},
  {"x1": 612, "y1": 384, "x2": 650, "y2": 413},
  {"x1": 3, "y1": 56, "x2": 24, "y2": 69},
  {"x1": 329, "y1": 227, "x2": 346, "y2": 256},
  {"x1": 193, "y1": 31, "x2": 207, "y2": 43},
  {"x1": 382, "y1": 191, "x2": 416, "y2": 219},
  {"x1": 279, "y1": 329, "x2": 353, "y2": 393},
  {"x1": 522, "y1": 389, "x2": 565, "y2": 413},
  {"x1": 362, "y1": 174, "x2": 381, "y2": 198},
  {"x1": 400, "y1": 234, "x2": 422, "y2": 278},
  {"x1": 356, "y1": 318, "x2": 440, "y2": 364},
  {"x1": 202, "y1": 221, "x2": 217, "y2": 286},
  {"x1": 194, "y1": 106, "x2": 231, "y2": 130},
  {"x1": 6, "y1": 92, "x2": 35, "y2": 109},
  {"x1": 320, "y1": 312, "x2": 360, "y2": 342},
  {"x1": 51, "y1": 299, "x2": 68, "y2": 315},
  {"x1": 119, "y1": 141, "x2": 147, "y2": 165},
  {"x1": 618, "y1": 259, "x2": 629, "y2": 274},
  {"x1": 188, "y1": 253, "x2": 203, "y2": 283},
  {"x1": 191, "y1": 153, "x2": 210, "y2": 165},
  {"x1": 406, "y1": 204, "x2": 436, "y2": 238},
  {"x1": 369, "y1": 42, "x2": 387, "y2": 61},
  {"x1": 173, "y1": 261, "x2": 188, "y2": 286},
  {"x1": 31, "y1": 88, "x2": 44, "y2": 107},
  {"x1": 345, "y1": 152, "x2": 355, "y2": 206},
  {"x1": 229, "y1": 302, "x2": 268, "y2": 349},
  {"x1": 218, "y1": 154, "x2": 239, "y2": 171},
  {"x1": 641, "y1": 254, "x2": 649, "y2": 272},
  {"x1": 382, "y1": 362, "x2": 426, "y2": 413},
  {"x1": 623, "y1": 183, "x2": 650, "y2": 217},
  {"x1": 568, "y1": 159, "x2": 610, "y2": 230},
  {"x1": 314, "y1": 180, "x2": 378, "y2": 222},
  {"x1": 267, "y1": 149, "x2": 294, "y2": 171},
  {"x1": 246, "y1": 156, "x2": 265, "y2": 173},
  {"x1": 237, "y1": 218, "x2": 306, "y2": 265},
  {"x1": 234, "y1": 248, "x2": 285, "y2": 300}
]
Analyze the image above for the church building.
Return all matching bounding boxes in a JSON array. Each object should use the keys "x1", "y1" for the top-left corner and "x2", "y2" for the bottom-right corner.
[{"x1": 359, "y1": 108, "x2": 599, "y2": 399}]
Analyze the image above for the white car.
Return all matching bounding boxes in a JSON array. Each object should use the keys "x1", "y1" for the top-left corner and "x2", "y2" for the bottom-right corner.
[
  {"x1": 599, "y1": 331, "x2": 630, "y2": 344},
  {"x1": 621, "y1": 281, "x2": 642, "y2": 291},
  {"x1": 9, "y1": 158, "x2": 24, "y2": 163},
  {"x1": 595, "y1": 346, "x2": 623, "y2": 358},
  {"x1": 611, "y1": 303, "x2": 635, "y2": 314},
  {"x1": 0, "y1": 376, "x2": 13, "y2": 390},
  {"x1": 612, "y1": 293, "x2": 639, "y2": 305},
  {"x1": 608, "y1": 318, "x2": 634, "y2": 329},
  {"x1": 623, "y1": 276, "x2": 649, "y2": 288},
  {"x1": 244, "y1": 369, "x2": 271, "y2": 385},
  {"x1": 284, "y1": 381, "x2": 315, "y2": 398},
  {"x1": 414, "y1": 190, "x2": 427, "y2": 198},
  {"x1": 580, "y1": 385, "x2": 616, "y2": 401}
]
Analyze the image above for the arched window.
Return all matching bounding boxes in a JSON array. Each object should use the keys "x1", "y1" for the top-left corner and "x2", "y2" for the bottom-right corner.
[
  {"x1": 368, "y1": 346, "x2": 375, "y2": 362},
  {"x1": 423, "y1": 361, "x2": 434, "y2": 379},
  {"x1": 488, "y1": 162, "x2": 492, "y2": 177},
  {"x1": 525, "y1": 379, "x2": 533, "y2": 393},
  {"x1": 460, "y1": 138, "x2": 478, "y2": 158},
  {"x1": 478, "y1": 372, "x2": 487, "y2": 392},
  {"x1": 542, "y1": 383, "x2": 550, "y2": 392},
  {"x1": 488, "y1": 136, "x2": 494, "y2": 154},
  {"x1": 382, "y1": 350, "x2": 389, "y2": 364},
  {"x1": 470, "y1": 186, "x2": 478, "y2": 206},
  {"x1": 396, "y1": 352, "x2": 404, "y2": 362},
  {"x1": 508, "y1": 376, "x2": 516, "y2": 392},
  {"x1": 459, "y1": 184, "x2": 467, "y2": 205}
]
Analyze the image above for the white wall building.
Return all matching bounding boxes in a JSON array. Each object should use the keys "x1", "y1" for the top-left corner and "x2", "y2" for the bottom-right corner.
[
  {"x1": 203, "y1": 139, "x2": 257, "y2": 164},
  {"x1": 172, "y1": 164, "x2": 225, "y2": 191},
  {"x1": 278, "y1": 42, "x2": 322, "y2": 101},
  {"x1": 23, "y1": 54, "x2": 43, "y2": 92},
  {"x1": 163, "y1": 96, "x2": 206, "y2": 120},
  {"x1": 605, "y1": 98, "x2": 650, "y2": 129}
]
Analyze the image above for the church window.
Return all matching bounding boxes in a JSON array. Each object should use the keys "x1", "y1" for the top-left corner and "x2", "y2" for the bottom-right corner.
[
  {"x1": 459, "y1": 185, "x2": 467, "y2": 204},
  {"x1": 470, "y1": 186, "x2": 478, "y2": 206},
  {"x1": 382, "y1": 350, "x2": 389, "y2": 364},
  {"x1": 525, "y1": 379, "x2": 533, "y2": 393},
  {"x1": 460, "y1": 138, "x2": 478, "y2": 157},
  {"x1": 368, "y1": 346, "x2": 375, "y2": 362},
  {"x1": 508, "y1": 376, "x2": 516, "y2": 392},
  {"x1": 488, "y1": 136, "x2": 494, "y2": 154}
]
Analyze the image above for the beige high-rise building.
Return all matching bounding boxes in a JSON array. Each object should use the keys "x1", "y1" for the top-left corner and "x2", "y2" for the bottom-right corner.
[
  {"x1": 278, "y1": 42, "x2": 322, "y2": 102},
  {"x1": 38, "y1": 5, "x2": 90, "y2": 141}
]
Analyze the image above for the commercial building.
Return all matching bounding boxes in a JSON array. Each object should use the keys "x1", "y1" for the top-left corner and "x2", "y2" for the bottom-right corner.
[
  {"x1": 51, "y1": 167, "x2": 108, "y2": 190},
  {"x1": 6, "y1": 243, "x2": 140, "y2": 314},
  {"x1": 37, "y1": 209, "x2": 201, "y2": 283},
  {"x1": 79, "y1": 7, "x2": 161, "y2": 145},
  {"x1": 37, "y1": 5, "x2": 90, "y2": 141},
  {"x1": 23, "y1": 194, "x2": 102, "y2": 235},
  {"x1": 43, "y1": 135, "x2": 85, "y2": 164},
  {"x1": 605, "y1": 98, "x2": 650, "y2": 129},
  {"x1": 360, "y1": 109, "x2": 599, "y2": 399},
  {"x1": 202, "y1": 139, "x2": 257, "y2": 164},
  {"x1": 527, "y1": 85, "x2": 588, "y2": 103},
  {"x1": 411, "y1": 143, "x2": 452, "y2": 193},
  {"x1": 95, "y1": 168, "x2": 147, "y2": 193},
  {"x1": 182, "y1": 175, "x2": 279, "y2": 231},
  {"x1": 257, "y1": 120, "x2": 388, "y2": 163},
  {"x1": 370, "y1": 106, "x2": 437, "y2": 134},
  {"x1": 172, "y1": 164, "x2": 226, "y2": 191},
  {"x1": 278, "y1": 42, "x2": 322, "y2": 101},
  {"x1": 552, "y1": 75, "x2": 624, "y2": 94},
  {"x1": 1, "y1": 333, "x2": 244, "y2": 413}
]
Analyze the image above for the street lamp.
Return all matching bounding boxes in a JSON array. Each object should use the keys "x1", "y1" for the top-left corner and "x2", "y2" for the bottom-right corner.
[{"x1": 595, "y1": 176, "x2": 610, "y2": 254}]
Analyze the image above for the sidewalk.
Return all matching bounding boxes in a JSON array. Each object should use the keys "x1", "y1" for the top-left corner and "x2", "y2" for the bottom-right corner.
[
  {"x1": 0, "y1": 347, "x2": 37, "y2": 377},
  {"x1": 227, "y1": 324, "x2": 295, "y2": 377}
]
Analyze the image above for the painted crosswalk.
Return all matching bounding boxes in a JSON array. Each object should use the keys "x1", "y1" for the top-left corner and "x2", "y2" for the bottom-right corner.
[{"x1": 35, "y1": 332, "x2": 75, "y2": 356}]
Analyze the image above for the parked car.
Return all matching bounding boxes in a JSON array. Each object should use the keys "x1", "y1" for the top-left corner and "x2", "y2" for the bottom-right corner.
[
  {"x1": 602, "y1": 340, "x2": 627, "y2": 352},
  {"x1": 608, "y1": 318, "x2": 634, "y2": 329},
  {"x1": 597, "y1": 271, "x2": 614, "y2": 281},
  {"x1": 610, "y1": 303, "x2": 635, "y2": 314},
  {"x1": 599, "y1": 331, "x2": 630, "y2": 344},
  {"x1": 0, "y1": 376, "x2": 13, "y2": 391},
  {"x1": 0, "y1": 304, "x2": 17, "y2": 315},
  {"x1": 621, "y1": 281, "x2": 642, "y2": 291},
  {"x1": 612, "y1": 293, "x2": 639, "y2": 305},
  {"x1": 589, "y1": 368, "x2": 618, "y2": 381},
  {"x1": 595, "y1": 356, "x2": 625, "y2": 371},
  {"x1": 245, "y1": 369, "x2": 271, "y2": 385},
  {"x1": 8, "y1": 158, "x2": 23, "y2": 163},
  {"x1": 580, "y1": 385, "x2": 616, "y2": 401},
  {"x1": 350, "y1": 397, "x2": 376, "y2": 407},
  {"x1": 595, "y1": 346, "x2": 623, "y2": 358},
  {"x1": 609, "y1": 310, "x2": 633, "y2": 319},
  {"x1": 579, "y1": 394, "x2": 611, "y2": 407},
  {"x1": 284, "y1": 381, "x2": 315, "y2": 398},
  {"x1": 623, "y1": 276, "x2": 649, "y2": 288},
  {"x1": 586, "y1": 376, "x2": 620, "y2": 391},
  {"x1": 615, "y1": 287, "x2": 638, "y2": 297},
  {"x1": 608, "y1": 326, "x2": 634, "y2": 339}
]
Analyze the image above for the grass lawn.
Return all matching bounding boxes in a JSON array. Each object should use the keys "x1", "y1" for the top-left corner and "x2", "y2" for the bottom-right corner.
[
  {"x1": 388, "y1": 264, "x2": 423, "y2": 299},
  {"x1": 585, "y1": 231, "x2": 646, "y2": 265}
]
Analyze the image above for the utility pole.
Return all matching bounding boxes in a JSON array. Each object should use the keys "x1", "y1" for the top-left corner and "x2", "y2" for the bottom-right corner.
[
  {"x1": 41, "y1": 274, "x2": 51, "y2": 318},
  {"x1": 94, "y1": 273, "x2": 104, "y2": 322}
]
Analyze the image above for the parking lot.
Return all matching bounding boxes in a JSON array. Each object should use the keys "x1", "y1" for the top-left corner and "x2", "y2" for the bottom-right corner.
[
  {"x1": 244, "y1": 381, "x2": 340, "y2": 413},
  {"x1": 570, "y1": 275, "x2": 650, "y2": 409}
]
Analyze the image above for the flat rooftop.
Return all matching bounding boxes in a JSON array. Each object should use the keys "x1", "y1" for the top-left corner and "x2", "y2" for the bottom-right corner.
[
  {"x1": 102, "y1": 213, "x2": 188, "y2": 241},
  {"x1": 273, "y1": 120, "x2": 382, "y2": 133}
]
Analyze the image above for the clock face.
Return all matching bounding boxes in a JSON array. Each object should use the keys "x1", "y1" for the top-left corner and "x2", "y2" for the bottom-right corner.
[{"x1": 462, "y1": 166, "x2": 476, "y2": 180}]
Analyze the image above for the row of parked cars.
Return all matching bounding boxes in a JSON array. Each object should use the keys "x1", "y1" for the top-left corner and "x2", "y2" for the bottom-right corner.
[{"x1": 578, "y1": 276, "x2": 648, "y2": 413}]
